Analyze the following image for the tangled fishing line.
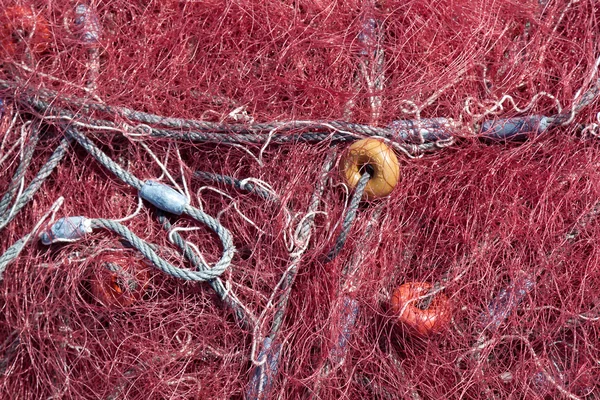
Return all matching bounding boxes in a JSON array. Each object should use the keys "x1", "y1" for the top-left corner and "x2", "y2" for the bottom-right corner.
[{"x1": 1, "y1": 0, "x2": 600, "y2": 399}]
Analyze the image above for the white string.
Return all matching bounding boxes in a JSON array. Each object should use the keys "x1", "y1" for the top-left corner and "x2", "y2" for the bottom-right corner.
[
  {"x1": 220, "y1": 278, "x2": 258, "y2": 327},
  {"x1": 216, "y1": 201, "x2": 265, "y2": 234},
  {"x1": 250, "y1": 209, "x2": 329, "y2": 366},
  {"x1": 41, "y1": 115, "x2": 133, "y2": 135},
  {"x1": 238, "y1": 178, "x2": 279, "y2": 199},
  {"x1": 251, "y1": 152, "x2": 334, "y2": 368},
  {"x1": 0, "y1": 111, "x2": 19, "y2": 156},
  {"x1": 250, "y1": 261, "x2": 298, "y2": 367},
  {"x1": 155, "y1": 142, "x2": 170, "y2": 182},
  {"x1": 0, "y1": 140, "x2": 22, "y2": 168},
  {"x1": 257, "y1": 127, "x2": 276, "y2": 165},
  {"x1": 228, "y1": 143, "x2": 263, "y2": 166},
  {"x1": 167, "y1": 226, "x2": 210, "y2": 269},
  {"x1": 112, "y1": 196, "x2": 144, "y2": 223},
  {"x1": 137, "y1": 140, "x2": 186, "y2": 196},
  {"x1": 3, "y1": 122, "x2": 33, "y2": 224},
  {"x1": 282, "y1": 209, "x2": 296, "y2": 253},
  {"x1": 464, "y1": 92, "x2": 562, "y2": 121},
  {"x1": 197, "y1": 186, "x2": 263, "y2": 232},
  {"x1": 289, "y1": 210, "x2": 328, "y2": 256},
  {"x1": 15, "y1": 63, "x2": 103, "y2": 103},
  {"x1": 370, "y1": 134, "x2": 425, "y2": 159},
  {"x1": 175, "y1": 145, "x2": 192, "y2": 203},
  {"x1": 399, "y1": 100, "x2": 420, "y2": 119},
  {"x1": 125, "y1": 123, "x2": 154, "y2": 138}
]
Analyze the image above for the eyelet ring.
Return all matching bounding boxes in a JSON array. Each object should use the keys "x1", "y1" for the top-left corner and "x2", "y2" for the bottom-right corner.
[
  {"x1": 0, "y1": 6, "x2": 51, "y2": 57},
  {"x1": 339, "y1": 138, "x2": 400, "y2": 199},
  {"x1": 391, "y1": 282, "x2": 452, "y2": 336}
]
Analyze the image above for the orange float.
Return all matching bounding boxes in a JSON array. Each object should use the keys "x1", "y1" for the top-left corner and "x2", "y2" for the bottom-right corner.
[
  {"x1": 339, "y1": 138, "x2": 400, "y2": 199},
  {"x1": 89, "y1": 255, "x2": 150, "y2": 307},
  {"x1": 391, "y1": 282, "x2": 452, "y2": 336},
  {"x1": 0, "y1": 6, "x2": 51, "y2": 56}
]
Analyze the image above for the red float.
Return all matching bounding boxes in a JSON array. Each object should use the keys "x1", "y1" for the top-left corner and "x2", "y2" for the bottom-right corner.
[
  {"x1": 0, "y1": 6, "x2": 51, "y2": 56},
  {"x1": 89, "y1": 254, "x2": 150, "y2": 307},
  {"x1": 391, "y1": 282, "x2": 452, "y2": 336}
]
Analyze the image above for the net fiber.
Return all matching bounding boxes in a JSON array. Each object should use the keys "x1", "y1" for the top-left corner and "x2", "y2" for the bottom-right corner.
[{"x1": 0, "y1": 0, "x2": 599, "y2": 399}]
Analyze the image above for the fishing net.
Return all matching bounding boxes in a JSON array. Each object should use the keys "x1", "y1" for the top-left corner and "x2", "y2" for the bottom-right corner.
[{"x1": 0, "y1": 0, "x2": 599, "y2": 399}]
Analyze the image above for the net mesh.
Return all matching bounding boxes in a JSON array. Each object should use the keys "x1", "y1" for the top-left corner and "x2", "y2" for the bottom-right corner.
[{"x1": 0, "y1": 0, "x2": 599, "y2": 399}]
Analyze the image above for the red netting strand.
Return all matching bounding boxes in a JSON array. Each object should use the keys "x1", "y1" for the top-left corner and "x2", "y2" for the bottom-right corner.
[{"x1": 0, "y1": 0, "x2": 599, "y2": 399}]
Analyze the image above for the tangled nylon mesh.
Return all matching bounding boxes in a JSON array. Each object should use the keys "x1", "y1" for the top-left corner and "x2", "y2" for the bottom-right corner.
[{"x1": 1, "y1": 0, "x2": 600, "y2": 399}]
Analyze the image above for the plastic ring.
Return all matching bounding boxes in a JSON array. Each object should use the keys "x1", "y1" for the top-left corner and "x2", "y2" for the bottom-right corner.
[
  {"x1": 339, "y1": 138, "x2": 400, "y2": 199},
  {"x1": 391, "y1": 282, "x2": 452, "y2": 336},
  {"x1": 0, "y1": 6, "x2": 51, "y2": 56}
]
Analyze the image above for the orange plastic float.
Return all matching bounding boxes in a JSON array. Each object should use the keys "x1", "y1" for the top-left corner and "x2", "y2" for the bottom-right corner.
[
  {"x1": 391, "y1": 282, "x2": 452, "y2": 336},
  {"x1": 89, "y1": 255, "x2": 150, "y2": 307},
  {"x1": 339, "y1": 138, "x2": 400, "y2": 199},
  {"x1": 0, "y1": 6, "x2": 51, "y2": 56}
]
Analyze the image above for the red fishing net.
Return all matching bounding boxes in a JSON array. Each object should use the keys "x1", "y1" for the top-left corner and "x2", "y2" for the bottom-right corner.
[{"x1": 0, "y1": 0, "x2": 599, "y2": 399}]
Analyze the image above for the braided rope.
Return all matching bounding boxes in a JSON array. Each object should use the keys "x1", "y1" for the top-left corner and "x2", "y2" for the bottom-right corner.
[
  {"x1": 65, "y1": 126, "x2": 236, "y2": 285},
  {"x1": 193, "y1": 171, "x2": 275, "y2": 201},
  {"x1": 90, "y1": 218, "x2": 229, "y2": 281},
  {"x1": 0, "y1": 235, "x2": 28, "y2": 281},
  {"x1": 156, "y1": 211, "x2": 253, "y2": 327},
  {"x1": 0, "y1": 122, "x2": 40, "y2": 217},
  {"x1": 0, "y1": 137, "x2": 71, "y2": 231},
  {"x1": 246, "y1": 150, "x2": 336, "y2": 400},
  {"x1": 325, "y1": 170, "x2": 371, "y2": 262}
]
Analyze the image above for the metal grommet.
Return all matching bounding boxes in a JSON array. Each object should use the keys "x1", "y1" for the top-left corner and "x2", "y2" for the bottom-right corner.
[{"x1": 340, "y1": 138, "x2": 400, "y2": 199}]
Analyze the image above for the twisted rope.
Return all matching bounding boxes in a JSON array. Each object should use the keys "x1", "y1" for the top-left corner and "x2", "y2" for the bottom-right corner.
[
  {"x1": 64, "y1": 125, "x2": 143, "y2": 189},
  {"x1": 0, "y1": 123, "x2": 40, "y2": 216},
  {"x1": 90, "y1": 218, "x2": 228, "y2": 282},
  {"x1": 246, "y1": 150, "x2": 335, "y2": 400},
  {"x1": 2, "y1": 76, "x2": 599, "y2": 153},
  {"x1": 272, "y1": 151, "x2": 335, "y2": 334},
  {"x1": 23, "y1": 95, "x2": 356, "y2": 144},
  {"x1": 312, "y1": 206, "x2": 384, "y2": 396},
  {"x1": 0, "y1": 136, "x2": 71, "y2": 231},
  {"x1": 156, "y1": 211, "x2": 253, "y2": 326},
  {"x1": 0, "y1": 79, "x2": 388, "y2": 136},
  {"x1": 325, "y1": 170, "x2": 371, "y2": 262},
  {"x1": 181, "y1": 205, "x2": 234, "y2": 279},
  {"x1": 64, "y1": 125, "x2": 235, "y2": 281},
  {"x1": 2, "y1": 79, "x2": 450, "y2": 160},
  {"x1": 0, "y1": 235, "x2": 28, "y2": 281},
  {"x1": 181, "y1": 171, "x2": 281, "y2": 326},
  {"x1": 193, "y1": 171, "x2": 275, "y2": 201}
]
